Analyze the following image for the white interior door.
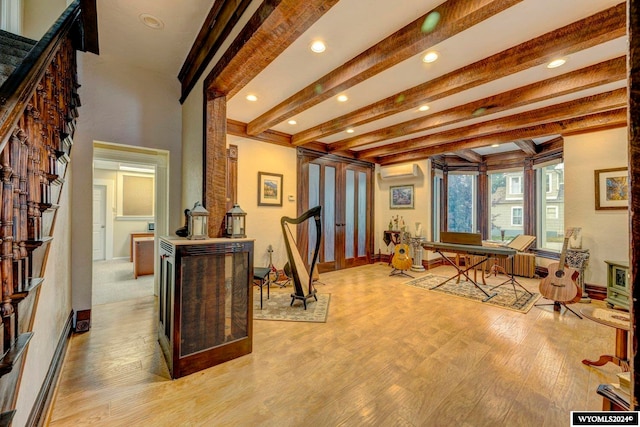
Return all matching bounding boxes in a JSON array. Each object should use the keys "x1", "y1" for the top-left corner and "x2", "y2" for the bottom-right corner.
[{"x1": 93, "y1": 185, "x2": 106, "y2": 261}]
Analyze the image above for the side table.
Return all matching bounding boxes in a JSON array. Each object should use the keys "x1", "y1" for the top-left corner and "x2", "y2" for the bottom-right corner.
[{"x1": 580, "y1": 306, "x2": 630, "y2": 371}]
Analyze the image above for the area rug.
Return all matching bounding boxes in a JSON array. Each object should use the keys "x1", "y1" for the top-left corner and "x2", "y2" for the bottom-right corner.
[
  {"x1": 405, "y1": 274, "x2": 540, "y2": 314},
  {"x1": 253, "y1": 292, "x2": 330, "y2": 322}
]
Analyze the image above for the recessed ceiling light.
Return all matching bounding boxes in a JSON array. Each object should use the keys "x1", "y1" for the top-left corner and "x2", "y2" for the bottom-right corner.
[
  {"x1": 288, "y1": 120, "x2": 297, "y2": 125},
  {"x1": 422, "y1": 51, "x2": 439, "y2": 63},
  {"x1": 491, "y1": 143, "x2": 500, "y2": 148},
  {"x1": 246, "y1": 94, "x2": 258, "y2": 102},
  {"x1": 547, "y1": 58, "x2": 566, "y2": 69},
  {"x1": 418, "y1": 105, "x2": 430, "y2": 112},
  {"x1": 346, "y1": 128, "x2": 355, "y2": 134},
  {"x1": 310, "y1": 40, "x2": 326, "y2": 53},
  {"x1": 139, "y1": 13, "x2": 164, "y2": 30},
  {"x1": 337, "y1": 94, "x2": 348, "y2": 102}
]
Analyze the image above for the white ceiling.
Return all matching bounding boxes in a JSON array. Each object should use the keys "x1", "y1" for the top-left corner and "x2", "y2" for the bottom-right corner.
[{"x1": 94, "y1": 0, "x2": 627, "y2": 160}]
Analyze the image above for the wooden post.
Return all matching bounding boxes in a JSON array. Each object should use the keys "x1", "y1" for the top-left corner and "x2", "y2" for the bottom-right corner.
[
  {"x1": 203, "y1": 91, "x2": 227, "y2": 238},
  {"x1": 628, "y1": 0, "x2": 640, "y2": 411}
]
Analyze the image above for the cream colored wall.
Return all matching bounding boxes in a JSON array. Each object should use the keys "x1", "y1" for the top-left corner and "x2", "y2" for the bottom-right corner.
[
  {"x1": 22, "y1": 0, "x2": 66, "y2": 39},
  {"x1": 231, "y1": 136, "x2": 297, "y2": 269},
  {"x1": 375, "y1": 160, "x2": 431, "y2": 262},
  {"x1": 564, "y1": 127, "x2": 629, "y2": 287}
]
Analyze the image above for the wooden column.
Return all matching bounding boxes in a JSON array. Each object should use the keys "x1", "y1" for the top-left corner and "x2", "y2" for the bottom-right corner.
[
  {"x1": 523, "y1": 158, "x2": 536, "y2": 236},
  {"x1": 226, "y1": 144, "x2": 238, "y2": 212},
  {"x1": 442, "y1": 166, "x2": 449, "y2": 232},
  {"x1": 477, "y1": 162, "x2": 488, "y2": 238},
  {"x1": 203, "y1": 91, "x2": 227, "y2": 238},
  {"x1": 629, "y1": 0, "x2": 640, "y2": 411}
]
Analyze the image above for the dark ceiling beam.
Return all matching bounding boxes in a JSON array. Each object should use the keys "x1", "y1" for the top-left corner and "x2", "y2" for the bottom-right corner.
[
  {"x1": 372, "y1": 108, "x2": 627, "y2": 165},
  {"x1": 245, "y1": 0, "x2": 522, "y2": 135},
  {"x1": 514, "y1": 139, "x2": 537, "y2": 155},
  {"x1": 292, "y1": 3, "x2": 626, "y2": 146},
  {"x1": 80, "y1": 0, "x2": 99, "y2": 54},
  {"x1": 328, "y1": 56, "x2": 626, "y2": 152},
  {"x1": 455, "y1": 149, "x2": 483, "y2": 163},
  {"x1": 178, "y1": 0, "x2": 253, "y2": 103},
  {"x1": 358, "y1": 88, "x2": 626, "y2": 159},
  {"x1": 204, "y1": 0, "x2": 340, "y2": 98}
]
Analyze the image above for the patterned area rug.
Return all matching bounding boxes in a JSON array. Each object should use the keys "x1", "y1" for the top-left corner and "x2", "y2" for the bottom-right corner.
[
  {"x1": 254, "y1": 291, "x2": 330, "y2": 322},
  {"x1": 405, "y1": 274, "x2": 540, "y2": 314}
]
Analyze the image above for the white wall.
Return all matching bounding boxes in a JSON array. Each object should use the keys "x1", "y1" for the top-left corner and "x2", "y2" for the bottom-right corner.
[
  {"x1": 375, "y1": 160, "x2": 431, "y2": 261},
  {"x1": 71, "y1": 52, "x2": 184, "y2": 317},
  {"x1": 564, "y1": 127, "x2": 629, "y2": 287},
  {"x1": 21, "y1": 0, "x2": 65, "y2": 39}
]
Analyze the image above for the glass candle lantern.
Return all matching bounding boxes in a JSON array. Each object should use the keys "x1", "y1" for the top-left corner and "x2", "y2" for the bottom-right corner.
[
  {"x1": 225, "y1": 204, "x2": 246, "y2": 238},
  {"x1": 187, "y1": 202, "x2": 209, "y2": 240}
]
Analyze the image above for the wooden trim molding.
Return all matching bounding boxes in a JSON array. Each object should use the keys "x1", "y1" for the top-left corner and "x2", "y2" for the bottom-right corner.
[{"x1": 26, "y1": 310, "x2": 73, "y2": 426}]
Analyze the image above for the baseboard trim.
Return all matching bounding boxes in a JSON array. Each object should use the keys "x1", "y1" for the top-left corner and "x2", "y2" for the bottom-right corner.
[{"x1": 26, "y1": 310, "x2": 74, "y2": 427}]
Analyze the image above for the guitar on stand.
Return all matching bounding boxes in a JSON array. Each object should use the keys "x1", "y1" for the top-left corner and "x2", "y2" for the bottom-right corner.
[
  {"x1": 390, "y1": 231, "x2": 414, "y2": 278},
  {"x1": 536, "y1": 228, "x2": 582, "y2": 318},
  {"x1": 267, "y1": 245, "x2": 289, "y2": 288}
]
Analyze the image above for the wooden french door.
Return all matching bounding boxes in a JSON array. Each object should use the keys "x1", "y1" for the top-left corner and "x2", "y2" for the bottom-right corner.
[{"x1": 297, "y1": 149, "x2": 373, "y2": 272}]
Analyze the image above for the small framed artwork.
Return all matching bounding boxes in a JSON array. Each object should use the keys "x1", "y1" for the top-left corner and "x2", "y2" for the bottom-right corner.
[
  {"x1": 594, "y1": 167, "x2": 628, "y2": 210},
  {"x1": 390, "y1": 184, "x2": 414, "y2": 209},
  {"x1": 258, "y1": 172, "x2": 283, "y2": 206}
]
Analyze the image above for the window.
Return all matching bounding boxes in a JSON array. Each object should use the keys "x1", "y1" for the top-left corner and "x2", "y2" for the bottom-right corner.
[
  {"x1": 537, "y1": 162, "x2": 564, "y2": 250},
  {"x1": 511, "y1": 206, "x2": 523, "y2": 226},
  {"x1": 506, "y1": 173, "x2": 523, "y2": 200},
  {"x1": 447, "y1": 173, "x2": 476, "y2": 233}
]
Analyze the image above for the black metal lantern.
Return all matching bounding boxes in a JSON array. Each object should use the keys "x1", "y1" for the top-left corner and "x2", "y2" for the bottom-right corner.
[
  {"x1": 187, "y1": 202, "x2": 209, "y2": 240},
  {"x1": 225, "y1": 204, "x2": 246, "y2": 238}
]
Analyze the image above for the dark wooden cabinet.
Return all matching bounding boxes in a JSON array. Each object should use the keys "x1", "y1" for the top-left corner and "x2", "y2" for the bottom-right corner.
[{"x1": 158, "y1": 236, "x2": 253, "y2": 378}]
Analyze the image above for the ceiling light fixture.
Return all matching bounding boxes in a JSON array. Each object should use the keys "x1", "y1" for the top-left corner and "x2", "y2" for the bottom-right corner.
[
  {"x1": 288, "y1": 120, "x2": 297, "y2": 125},
  {"x1": 547, "y1": 58, "x2": 566, "y2": 69},
  {"x1": 422, "y1": 51, "x2": 439, "y2": 63},
  {"x1": 246, "y1": 94, "x2": 258, "y2": 102},
  {"x1": 337, "y1": 94, "x2": 348, "y2": 102},
  {"x1": 310, "y1": 40, "x2": 326, "y2": 53},
  {"x1": 418, "y1": 105, "x2": 430, "y2": 112},
  {"x1": 491, "y1": 144, "x2": 500, "y2": 148},
  {"x1": 346, "y1": 128, "x2": 355, "y2": 134},
  {"x1": 139, "y1": 13, "x2": 164, "y2": 30}
]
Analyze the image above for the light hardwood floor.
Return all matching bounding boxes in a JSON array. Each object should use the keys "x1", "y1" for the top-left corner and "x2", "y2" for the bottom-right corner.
[{"x1": 48, "y1": 263, "x2": 621, "y2": 426}]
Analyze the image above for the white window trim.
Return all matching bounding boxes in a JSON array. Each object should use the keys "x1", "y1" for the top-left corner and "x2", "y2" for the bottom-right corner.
[
  {"x1": 506, "y1": 175, "x2": 523, "y2": 200},
  {"x1": 546, "y1": 205, "x2": 558, "y2": 219},
  {"x1": 546, "y1": 172, "x2": 553, "y2": 194}
]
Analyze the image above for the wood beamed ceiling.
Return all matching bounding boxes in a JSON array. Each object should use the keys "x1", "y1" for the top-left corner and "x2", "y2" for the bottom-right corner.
[{"x1": 184, "y1": 0, "x2": 628, "y2": 167}]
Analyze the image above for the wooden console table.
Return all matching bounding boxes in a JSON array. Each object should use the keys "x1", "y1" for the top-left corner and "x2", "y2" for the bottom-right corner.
[{"x1": 581, "y1": 306, "x2": 630, "y2": 371}]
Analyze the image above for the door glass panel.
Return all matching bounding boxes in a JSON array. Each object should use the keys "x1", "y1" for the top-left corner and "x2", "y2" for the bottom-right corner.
[
  {"x1": 345, "y1": 170, "x2": 355, "y2": 258},
  {"x1": 324, "y1": 166, "x2": 336, "y2": 262},
  {"x1": 308, "y1": 164, "x2": 320, "y2": 260},
  {"x1": 358, "y1": 171, "x2": 366, "y2": 257}
]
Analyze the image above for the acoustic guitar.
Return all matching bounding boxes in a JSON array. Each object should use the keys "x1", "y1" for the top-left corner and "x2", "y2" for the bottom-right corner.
[
  {"x1": 539, "y1": 228, "x2": 581, "y2": 303},
  {"x1": 392, "y1": 232, "x2": 413, "y2": 271}
]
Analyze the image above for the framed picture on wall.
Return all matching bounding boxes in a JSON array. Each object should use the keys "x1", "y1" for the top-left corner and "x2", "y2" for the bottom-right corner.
[
  {"x1": 390, "y1": 184, "x2": 414, "y2": 209},
  {"x1": 258, "y1": 172, "x2": 283, "y2": 206},
  {"x1": 594, "y1": 167, "x2": 628, "y2": 210}
]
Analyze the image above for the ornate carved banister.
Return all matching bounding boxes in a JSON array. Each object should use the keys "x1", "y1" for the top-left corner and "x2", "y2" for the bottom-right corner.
[{"x1": 0, "y1": 0, "x2": 83, "y2": 153}]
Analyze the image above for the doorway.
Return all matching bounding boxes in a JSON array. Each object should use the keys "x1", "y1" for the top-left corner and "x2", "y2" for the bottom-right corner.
[
  {"x1": 92, "y1": 142, "x2": 169, "y2": 304},
  {"x1": 298, "y1": 149, "x2": 373, "y2": 272}
]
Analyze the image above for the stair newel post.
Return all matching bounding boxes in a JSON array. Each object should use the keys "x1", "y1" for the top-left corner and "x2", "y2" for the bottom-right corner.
[
  {"x1": 0, "y1": 148, "x2": 14, "y2": 352},
  {"x1": 10, "y1": 131, "x2": 21, "y2": 288}
]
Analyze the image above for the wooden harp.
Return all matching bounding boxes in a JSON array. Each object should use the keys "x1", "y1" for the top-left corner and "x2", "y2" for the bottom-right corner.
[{"x1": 280, "y1": 206, "x2": 322, "y2": 309}]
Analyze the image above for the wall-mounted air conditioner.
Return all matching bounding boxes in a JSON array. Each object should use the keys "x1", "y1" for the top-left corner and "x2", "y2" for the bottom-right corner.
[{"x1": 379, "y1": 163, "x2": 420, "y2": 180}]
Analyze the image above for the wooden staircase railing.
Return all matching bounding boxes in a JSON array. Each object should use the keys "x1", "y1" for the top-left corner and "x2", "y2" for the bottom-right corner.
[{"x1": 0, "y1": 1, "x2": 96, "y2": 424}]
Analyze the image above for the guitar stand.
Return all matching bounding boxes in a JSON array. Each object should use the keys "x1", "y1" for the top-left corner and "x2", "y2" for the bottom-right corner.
[
  {"x1": 535, "y1": 301, "x2": 582, "y2": 319},
  {"x1": 390, "y1": 268, "x2": 413, "y2": 278}
]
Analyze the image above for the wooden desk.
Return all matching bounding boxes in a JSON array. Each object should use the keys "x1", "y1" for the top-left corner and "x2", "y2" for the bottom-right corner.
[
  {"x1": 133, "y1": 237, "x2": 154, "y2": 279},
  {"x1": 581, "y1": 306, "x2": 630, "y2": 371},
  {"x1": 130, "y1": 232, "x2": 154, "y2": 261}
]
